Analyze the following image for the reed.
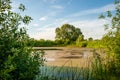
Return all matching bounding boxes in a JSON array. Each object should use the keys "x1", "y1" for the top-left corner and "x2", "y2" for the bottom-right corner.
[{"x1": 36, "y1": 49, "x2": 120, "y2": 80}]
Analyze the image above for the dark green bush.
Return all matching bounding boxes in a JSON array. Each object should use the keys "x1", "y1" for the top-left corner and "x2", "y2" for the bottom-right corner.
[{"x1": 0, "y1": 0, "x2": 45, "y2": 79}]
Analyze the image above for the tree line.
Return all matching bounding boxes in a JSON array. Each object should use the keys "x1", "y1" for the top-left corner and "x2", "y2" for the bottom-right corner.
[{"x1": 27, "y1": 23, "x2": 102, "y2": 48}]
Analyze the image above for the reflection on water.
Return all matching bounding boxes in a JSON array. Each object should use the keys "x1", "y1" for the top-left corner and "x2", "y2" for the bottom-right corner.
[
  {"x1": 42, "y1": 47, "x2": 93, "y2": 67},
  {"x1": 46, "y1": 58, "x2": 55, "y2": 61}
]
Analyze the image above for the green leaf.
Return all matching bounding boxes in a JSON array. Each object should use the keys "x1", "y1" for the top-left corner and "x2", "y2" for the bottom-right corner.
[{"x1": 19, "y1": 4, "x2": 25, "y2": 11}]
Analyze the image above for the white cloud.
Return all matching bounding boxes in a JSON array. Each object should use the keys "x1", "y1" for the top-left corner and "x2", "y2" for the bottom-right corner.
[
  {"x1": 70, "y1": 4, "x2": 115, "y2": 17},
  {"x1": 39, "y1": 16, "x2": 48, "y2": 21},
  {"x1": 39, "y1": 12, "x2": 58, "y2": 21},
  {"x1": 55, "y1": 18, "x2": 70, "y2": 25},
  {"x1": 33, "y1": 23, "x2": 39, "y2": 27},
  {"x1": 38, "y1": 28, "x2": 55, "y2": 40},
  {"x1": 51, "y1": 5, "x2": 63, "y2": 9},
  {"x1": 11, "y1": 1, "x2": 19, "y2": 11},
  {"x1": 19, "y1": 24, "x2": 28, "y2": 28},
  {"x1": 28, "y1": 3, "x2": 113, "y2": 40},
  {"x1": 70, "y1": 19, "x2": 108, "y2": 39},
  {"x1": 30, "y1": 19, "x2": 108, "y2": 40},
  {"x1": 29, "y1": 27, "x2": 55, "y2": 40},
  {"x1": 71, "y1": 19, "x2": 108, "y2": 28}
]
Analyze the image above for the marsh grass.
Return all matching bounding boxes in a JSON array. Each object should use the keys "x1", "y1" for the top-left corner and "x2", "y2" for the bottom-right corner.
[{"x1": 36, "y1": 49, "x2": 120, "y2": 80}]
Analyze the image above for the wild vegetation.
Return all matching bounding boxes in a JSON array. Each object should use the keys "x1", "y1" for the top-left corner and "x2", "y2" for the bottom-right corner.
[
  {"x1": 0, "y1": 0, "x2": 120, "y2": 80},
  {"x1": 55, "y1": 24, "x2": 83, "y2": 45},
  {"x1": 0, "y1": 0, "x2": 44, "y2": 79},
  {"x1": 99, "y1": 0, "x2": 120, "y2": 75}
]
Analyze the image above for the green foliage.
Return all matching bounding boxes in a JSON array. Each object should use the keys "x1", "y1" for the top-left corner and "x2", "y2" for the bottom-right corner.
[
  {"x1": 80, "y1": 41, "x2": 87, "y2": 47},
  {"x1": 87, "y1": 40, "x2": 105, "y2": 48},
  {"x1": 76, "y1": 35, "x2": 84, "y2": 46},
  {"x1": 76, "y1": 41, "x2": 87, "y2": 47},
  {"x1": 88, "y1": 37, "x2": 93, "y2": 41},
  {"x1": 100, "y1": 0, "x2": 120, "y2": 75},
  {"x1": 75, "y1": 35, "x2": 87, "y2": 47},
  {"x1": 0, "y1": 0, "x2": 44, "y2": 79},
  {"x1": 27, "y1": 39, "x2": 57, "y2": 47},
  {"x1": 54, "y1": 39, "x2": 65, "y2": 46},
  {"x1": 55, "y1": 24, "x2": 83, "y2": 45},
  {"x1": 91, "y1": 50, "x2": 108, "y2": 80}
]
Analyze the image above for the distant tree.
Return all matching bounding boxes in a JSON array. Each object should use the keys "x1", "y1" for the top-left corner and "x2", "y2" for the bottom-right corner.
[
  {"x1": 76, "y1": 35, "x2": 84, "y2": 44},
  {"x1": 0, "y1": 0, "x2": 44, "y2": 79},
  {"x1": 55, "y1": 24, "x2": 83, "y2": 44},
  {"x1": 88, "y1": 37, "x2": 93, "y2": 41},
  {"x1": 39, "y1": 39, "x2": 45, "y2": 42},
  {"x1": 76, "y1": 35, "x2": 88, "y2": 47}
]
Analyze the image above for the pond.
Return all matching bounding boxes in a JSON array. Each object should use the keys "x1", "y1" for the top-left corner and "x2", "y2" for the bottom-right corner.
[
  {"x1": 42, "y1": 47, "x2": 94, "y2": 67},
  {"x1": 35, "y1": 47, "x2": 94, "y2": 80},
  {"x1": 35, "y1": 47, "x2": 119, "y2": 80}
]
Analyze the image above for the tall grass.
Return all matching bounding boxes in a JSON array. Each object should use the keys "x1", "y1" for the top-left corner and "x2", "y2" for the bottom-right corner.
[
  {"x1": 89, "y1": 50, "x2": 120, "y2": 80},
  {"x1": 36, "y1": 49, "x2": 120, "y2": 80}
]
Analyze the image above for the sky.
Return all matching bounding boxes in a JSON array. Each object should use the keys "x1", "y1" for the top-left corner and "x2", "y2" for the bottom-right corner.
[{"x1": 11, "y1": 0, "x2": 115, "y2": 40}]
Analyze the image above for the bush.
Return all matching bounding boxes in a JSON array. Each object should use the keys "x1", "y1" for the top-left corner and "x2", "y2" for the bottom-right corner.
[
  {"x1": 76, "y1": 41, "x2": 87, "y2": 47},
  {"x1": 0, "y1": 0, "x2": 45, "y2": 79}
]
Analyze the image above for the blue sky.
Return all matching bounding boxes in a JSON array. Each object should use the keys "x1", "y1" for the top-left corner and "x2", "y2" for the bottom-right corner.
[{"x1": 11, "y1": 0, "x2": 115, "y2": 40}]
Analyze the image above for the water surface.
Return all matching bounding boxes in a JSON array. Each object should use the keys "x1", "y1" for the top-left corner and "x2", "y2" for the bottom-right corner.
[{"x1": 38, "y1": 47, "x2": 94, "y2": 67}]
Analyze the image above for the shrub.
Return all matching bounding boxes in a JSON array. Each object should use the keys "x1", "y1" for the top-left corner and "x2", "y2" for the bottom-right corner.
[{"x1": 0, "y1": 0, "x2": 45, "y2": 79}]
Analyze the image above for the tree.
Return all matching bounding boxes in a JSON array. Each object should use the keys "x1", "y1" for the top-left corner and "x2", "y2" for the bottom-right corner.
[
  {"x1": 55, "y1": 24, "x2": 83, "y2": 44},
  {"x1": 88, "y1": 37, "x2": 93, "y2": 41},
  {"x1": 100, "y1": 0, "x2": 120, "y2": 74},
  {"x1": 76, "y1": 35, "x2": 84, "y2": 45},
  {"x1": 0, "y1": 0, "x2": 44, "y2": 79}
]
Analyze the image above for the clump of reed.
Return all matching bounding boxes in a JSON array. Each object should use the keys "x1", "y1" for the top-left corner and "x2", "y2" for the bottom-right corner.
[{"x1": 36, "y1": 49, "x2": 120, "y2": 80}]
